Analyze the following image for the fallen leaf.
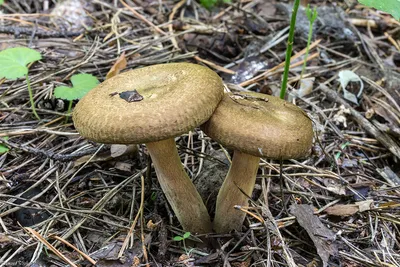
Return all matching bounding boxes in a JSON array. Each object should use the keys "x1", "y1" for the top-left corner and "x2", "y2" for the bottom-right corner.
[
  {"x1": 290, "y1": 204, "x2": 338, "y2": 267},
  {"x1": 325, "y1": 200, "x2": 373, "y2": 216},
  {"x1": 231, "y1": 257, "x2": 251, "y2": 267},
  {"x1": 74, "y1": 145, "x2": 137, "y2": 167},
  {"x1": 298, "y1": 77, "x2": 315, "y2": 97},
  {"x1": 91, "y1": 239, "x2": 143, "y2": 267},
  {"x1": 325, "y1": 204, "x2": 358, "y2": 216},
  {"x1": 0, "y1": 233, "x2": 12, "y2": 248},
  {"x1": 110, "y1": 144, "x2": 138, "y2": 158},
  {"x1": 146, "y1": 220, "x2": 158, "y2": 230},
  {"x1": 357, "y1": 200, "x2": 373, "y2": 212},
  {"x1": 106, "y1": 52, "x2": 127, "y2": 79},
  {"x1": 114, "y1": 162, "x2": 132, "y2": 172},
  {"x1": 338, "y1": 70, "x2": 364, "y2": 105}
]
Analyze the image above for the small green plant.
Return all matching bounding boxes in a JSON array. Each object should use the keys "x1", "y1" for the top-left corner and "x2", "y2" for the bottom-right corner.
[
  {"x1": 358, "y1": 0, "x2": 400, "y2": 21},
  {"x1": 280, "y1": 0, "x2": 301, "y2": 100},
  {"x1": 300, "y1": 5, "x2": 318, "y2": 79},
  {"x1": 200, "y1": 0, "x2": 231, "y2": 10},
  {"x1": 173, "y1": 232, "x2": 191, "y2": 254},
  {"x1": 0, "y1": 137, "x2": 9, "y2": 154},
  {"x1": 150, "y1": 192, "x2": 157, "y2": 201},
  {"x1": 54, "y1": 73, "x2": 99, "y2": 119},
  {"x1": 0, "y1": 47, "x2": 42, "y2": 120}
]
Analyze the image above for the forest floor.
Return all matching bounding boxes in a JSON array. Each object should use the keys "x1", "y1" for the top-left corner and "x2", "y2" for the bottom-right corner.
[{"x1": 0, "y1": 0, "x2": 399, "y2": 266}]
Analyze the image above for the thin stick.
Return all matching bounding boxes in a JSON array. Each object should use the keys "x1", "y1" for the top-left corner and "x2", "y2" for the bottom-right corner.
[
  {"x1": 51, "y1": 235, "x2": 96, "y2": 265},
  {"x1": 25, "y1": 228, "x2": 77, "y2": 267},
  {"x1": 119, "y1": 0, "x2": 166, "y2": 36},
  {"x1": 118, "y1": 175, "x2": 146, "y2": 258}
]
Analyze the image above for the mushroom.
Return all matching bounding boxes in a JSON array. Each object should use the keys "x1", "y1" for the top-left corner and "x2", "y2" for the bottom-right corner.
[
  {"x1": 201, "y1": 92, "x2": 313, "y2": 233},
  {"x1": 73, "y1": 63, "x2": 224, "y2": 233}
]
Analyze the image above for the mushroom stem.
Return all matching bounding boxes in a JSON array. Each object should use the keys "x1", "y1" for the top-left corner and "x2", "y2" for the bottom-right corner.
[
  {"x1": 213, "y1": 151, "x2": 260, "y2": 233},
  {"x1": 146, "y1": 138, "x2": 212, "y2": 234}
]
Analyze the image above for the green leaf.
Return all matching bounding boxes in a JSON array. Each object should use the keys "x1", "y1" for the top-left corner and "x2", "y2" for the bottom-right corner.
[
  {"x1": 306, "y1": 5, "x2": 318, "y2": 23},
  {"x1": 0, "y1": 145, "x2": 9, "y2": 154},
  {"x1": 0, "y1": 0, "x2": 4, "y2": 5},
  {"x1": 183, "y1": 232, "x2": 191, "y2": 239},
  {"x1": 200, "y1": 0, "x2": 230, "y2": 9},
  {"x1": 0, "y1": 137, "x2": 9, "y2": 154},
  {"x1": 173, "y1": 236, "x2": 183, "y2": 241},
  {"x1": 358, "y1": 0, "x2": 400, "y2": 20},
  {"x1": 200, "y1": 0, "x2": 217, "y2": 9},
  {"x1": 0, "y1": 47, "x2": 42, "y2": 80},
  {"x1": 54, "y1": 74, "x2": 99, "y2": 100}
]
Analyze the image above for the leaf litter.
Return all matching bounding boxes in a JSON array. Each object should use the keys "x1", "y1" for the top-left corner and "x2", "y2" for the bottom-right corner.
[{"x1": 0, "y1": 0, "x2": 399, "y2": 266}]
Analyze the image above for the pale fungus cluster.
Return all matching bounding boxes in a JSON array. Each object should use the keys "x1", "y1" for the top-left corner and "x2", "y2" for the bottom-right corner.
[{"x1": 73, "y1": 63, "x2": 313, "y2": 235}]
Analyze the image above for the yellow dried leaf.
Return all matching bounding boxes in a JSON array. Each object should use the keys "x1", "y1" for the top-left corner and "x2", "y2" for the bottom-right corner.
[{"x1": 106, "y1": 52, "x2": 127, "y2": 79}]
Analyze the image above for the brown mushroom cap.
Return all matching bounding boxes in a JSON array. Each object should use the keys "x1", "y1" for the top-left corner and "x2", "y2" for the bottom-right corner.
[
  {"x1": 73, "y1": 63, "x2": 224, "y2": 144},
  {"x1": 201, "y1": 92, "x2": 313, "y2": 159}
]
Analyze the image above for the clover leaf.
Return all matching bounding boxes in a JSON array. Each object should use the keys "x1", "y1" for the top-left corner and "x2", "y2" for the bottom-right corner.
[
  {"x1": 54, "y1": 74, "x2": 99, "y2": 101},
  {"x1": 0, "y1": 47, "x2": 42, "y2": 80},
  {"x1": 358, "y1": 0, "x2": 400, "y2": 20}
]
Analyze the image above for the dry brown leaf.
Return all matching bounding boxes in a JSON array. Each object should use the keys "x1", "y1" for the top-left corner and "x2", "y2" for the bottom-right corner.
[
  {"x1": 290, "y1": 204, "x2": 337, "y2": 267},
  {"x1": 0, "y1": 233, "x2": 12, "y2": 246},
  {"x1": 325, "y1": 200, "x2": 373, "y2": 216},
  {"x1": 325, "y1": 204, "x2": 359, "y2": 216},
  {"x1": 106, "y1": 52, "x2": 127, "y2": 79},
  {"x1": 231, "y1": 257, "x2": 251, "y2": 267},
  {"x1": 110, "y1": 144, "x2": 137, "y2": 158},
  {"x1": 146, "y1": 220, "x2": 158, "y2": 230},
  {"x1": 356, "y1": 200, "x2": 373, "y2": 212},
  {"x1": 114, "y1": 162, "x2": 132, "y2": 172},
  {"x1": 74, "y1": 144, "x2": 137, "y2": 167}
]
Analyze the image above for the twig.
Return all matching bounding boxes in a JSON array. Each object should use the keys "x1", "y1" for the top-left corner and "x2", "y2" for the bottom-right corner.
[
  {"x1": 118, "y1": 175, "x2": 146, "y2": 258},
  {"x1": 25, "y1": 228, "x2": 77, "y2": 267},
  {"x1": 0, "y1": 138, "x2": 105, "y2": 162},
  {"x1": 50, "y1": 235, "x2": 96, "y2": 265},
  {"x1": 119, "y1": 0, "x2": 166, "y2": 36},
  {"x1": 168, "y1": 0, "x2": 186, "y2": 49},
  {"x1": 319, "y1": 84, "x2": 400, "y2": 159}
]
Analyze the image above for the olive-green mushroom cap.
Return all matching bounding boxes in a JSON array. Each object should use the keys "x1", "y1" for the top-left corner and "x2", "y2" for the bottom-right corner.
[
  {"x1": 73, "y1": 63, "x2": 224, "y2": 144},
  {"x1": 201, "y1": 92, "x2": 313, "y2": 159}
]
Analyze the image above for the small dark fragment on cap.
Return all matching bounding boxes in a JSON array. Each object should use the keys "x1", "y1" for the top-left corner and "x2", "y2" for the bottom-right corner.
[{"x1": 119, "y1": 90, "x2": 144, "y2": 102}]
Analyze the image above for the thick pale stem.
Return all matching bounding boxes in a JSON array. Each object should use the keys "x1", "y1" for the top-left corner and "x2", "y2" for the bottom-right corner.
[
  {"x1": 146, "y1": 138, "x2": 212, "y2": 234},
  {"x1": 213, "y1": 151, "x2": 260, "y2": 233}
]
